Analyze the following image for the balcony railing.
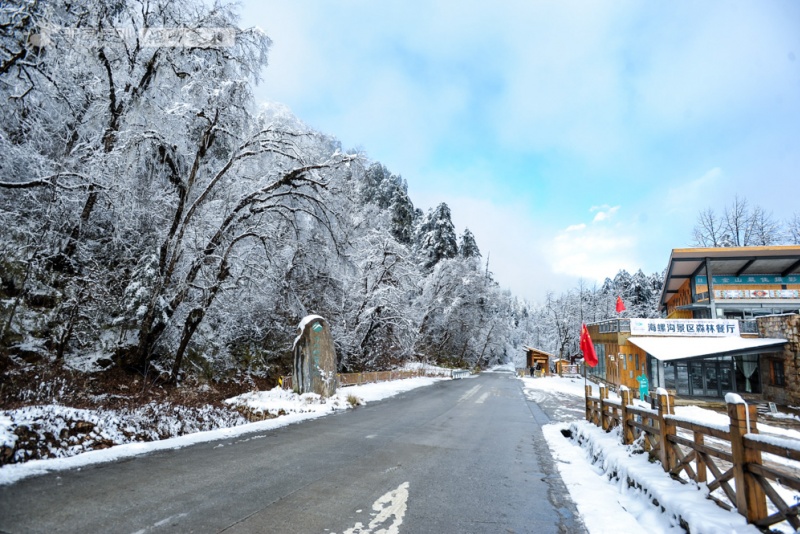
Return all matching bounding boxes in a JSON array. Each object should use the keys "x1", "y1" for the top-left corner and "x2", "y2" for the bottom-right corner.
[
  {"x1": 738, "y1": 320, "x2": 759, "y2": 334},
  {"x1": 595, "y1": 319, "x2": 631, "y2": 334}
]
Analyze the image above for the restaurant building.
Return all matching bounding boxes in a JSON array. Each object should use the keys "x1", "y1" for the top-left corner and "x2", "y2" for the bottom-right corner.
[{"x1": 587, "y1": 246, "x2": 800, "y2": 399}]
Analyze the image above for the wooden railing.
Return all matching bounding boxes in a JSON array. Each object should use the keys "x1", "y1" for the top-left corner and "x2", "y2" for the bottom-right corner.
[{"x1": 585, "y1": 385, "x2": 800, "y2": 531}]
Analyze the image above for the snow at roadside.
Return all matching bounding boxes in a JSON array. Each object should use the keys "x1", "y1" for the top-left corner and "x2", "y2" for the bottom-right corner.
[
  {"x1": 524, "y1": 375, "x2": 799, "y2": 534},
  {"x1": 0, "y1": 376, "x2": 445, "y2": 486}
]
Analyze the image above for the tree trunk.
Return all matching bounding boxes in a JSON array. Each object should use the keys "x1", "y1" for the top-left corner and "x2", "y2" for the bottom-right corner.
[{"x1": 170, "y1": 307, "x2": 205, "y2": 382}]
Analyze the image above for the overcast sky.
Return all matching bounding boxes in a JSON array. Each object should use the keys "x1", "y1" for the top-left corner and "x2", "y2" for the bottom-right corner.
[{"x1": 238, "y1": 0, "x2": 800, "y2": 303}]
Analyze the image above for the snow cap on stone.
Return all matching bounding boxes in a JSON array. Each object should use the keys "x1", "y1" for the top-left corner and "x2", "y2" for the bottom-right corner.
[{"x1": 293, "y1": 314, "x2": 326, "y2": 350}]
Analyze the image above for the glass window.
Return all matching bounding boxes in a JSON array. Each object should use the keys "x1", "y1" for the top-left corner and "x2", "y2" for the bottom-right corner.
[
  {"x1": 664, "y1": 362, "x2": 676, "y2": 392},
  {"x1": 690, "y1": 362, "x2": 704, "y2": 395},
  {"x1": 720, "y1": 365, "x2": 734, "y2": 394},
  {"x1": 676, "y1": 364, "x2": 689, "y2": 395},
  {"x1": 705, "y1": 364, "x2": 719, "y2": 397},
  {"x1": 650, "y1": 356, "x2": 661, "y2": 388},
  {"x1": 772, "y1": 360, "x2": 786, "y2": 387},
  {"x1": 590, "y1": 344, "x2": 606, "y2": 379},
  {"x1": 735, "y1": 356, "x2": 761, "y2": 393},
  {"x1": 597, "y1": 344, "x2": 605, "y2": 377}
]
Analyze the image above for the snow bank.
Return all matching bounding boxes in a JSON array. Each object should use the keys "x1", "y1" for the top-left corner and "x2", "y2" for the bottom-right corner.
[
  {"x1": 2, "y1": 403, "x2": 247, "y2": 465},
  {"x1": 225, "y1": 388, "x2": 350, "y2": 418},
  {"x1": 0, "y1": 376, "x2": 444, "y2": 486},
  {"x1": 0, "y1": 414, "x2": 16, "y2": 448},
  {"x1": 482, "y1": 362, "x2": 516, "y2": 373},
  {"x1": 526, "y1": 374, "x2": 799, "y2": 533},
  {"x1": 545, "y1": 421, "x2": 759, "y2": 534}
]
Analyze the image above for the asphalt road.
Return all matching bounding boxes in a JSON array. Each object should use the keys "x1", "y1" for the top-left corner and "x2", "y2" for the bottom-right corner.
[{"x1": 0, "y1": 371, "x2": 586, "y2": 534}]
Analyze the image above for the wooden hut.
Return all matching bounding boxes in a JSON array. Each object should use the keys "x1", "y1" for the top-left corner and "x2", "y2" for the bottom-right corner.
[
  {"x1": 523, "y1": 347, "x2": 553, "y2": 377},
  {"x1": 554, "y1": 359, "x2": 576, "y2": 376}
]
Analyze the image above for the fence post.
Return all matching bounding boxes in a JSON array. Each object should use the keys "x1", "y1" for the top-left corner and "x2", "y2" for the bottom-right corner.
[
  {"x1": 599, "y1": 386, "x2": 609, "y2": 430},
  {"x1": 694, "y1": 432, "x2": 706, "y2": 483},
  {"x1": 657, "y1": 388, "x2": 676, "y2": 471},
  {"x1": 727, "y1": 395, "x2": 767, "y2": 523},
  {"x1": 620, "y1": 387, "x2": 633, "y2": 445}
]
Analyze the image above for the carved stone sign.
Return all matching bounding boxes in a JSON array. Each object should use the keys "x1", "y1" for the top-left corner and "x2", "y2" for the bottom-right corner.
[{"x1": 292, "y1": 315, "x2": 338, "y2": 397}]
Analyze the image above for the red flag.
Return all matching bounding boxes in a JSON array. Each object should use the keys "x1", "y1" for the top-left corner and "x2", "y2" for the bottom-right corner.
[
  {"x1": 615, "y1": 296, "x2": 626, "y2": 313},
  {"x1": 580, "y1": 324, "x2": 598, "y2": 367}
]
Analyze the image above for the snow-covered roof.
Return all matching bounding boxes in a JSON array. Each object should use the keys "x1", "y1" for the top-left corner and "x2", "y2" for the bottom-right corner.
[
  {"x1": 627, "y1": 335, "x2": 787, "y2": 362},
  {"x1": 522, "y1": 346, "x2": 554, "y2": 358}
]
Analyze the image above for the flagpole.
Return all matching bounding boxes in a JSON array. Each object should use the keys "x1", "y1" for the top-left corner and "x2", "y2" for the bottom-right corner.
[
  {"x1": 580, "y1": 323, "x2": 598, "y2": 400},
  {"x1": 581, "y1": 324, "x2": 588, "y2": 399},
  {"x1": 583, "y1": 357, "x2": 587, "y2": 395}
]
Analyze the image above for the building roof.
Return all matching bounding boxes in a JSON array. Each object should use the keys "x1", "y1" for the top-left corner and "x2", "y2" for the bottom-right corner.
[
  {"x1": 627, "y1": 336, "x2": 787, "y2": 362},
  {"x1": 523, "y1": 346, "x2": 554, "y2": 358},
  {"x1": 659, "y1": 246, "x2": 800, "y2": 309}
]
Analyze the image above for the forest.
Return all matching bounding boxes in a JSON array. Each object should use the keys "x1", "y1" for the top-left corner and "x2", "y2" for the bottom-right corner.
[{"x1": 6, "y1": 0, "x2": 787, "y2": 393}]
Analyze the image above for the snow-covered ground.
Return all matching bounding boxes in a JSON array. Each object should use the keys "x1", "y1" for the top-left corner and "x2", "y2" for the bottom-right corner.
[
  {"x1": 0, "y1": 376, "x2": 446, "y2": 486},
  {"x1": 523, "y1": 375, "x2": 800, "y2": 534}
]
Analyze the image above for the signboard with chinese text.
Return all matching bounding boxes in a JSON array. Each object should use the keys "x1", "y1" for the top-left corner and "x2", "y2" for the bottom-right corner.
[
  {"x1": 630, "y1": 318, "x2": 740, "y2": 337},
  {"x1": 713, "y1": 289, "x2": 800, "y2": 300},
  {"x1": 696, "y1": 275, "x2": 800, "y2": 286}
]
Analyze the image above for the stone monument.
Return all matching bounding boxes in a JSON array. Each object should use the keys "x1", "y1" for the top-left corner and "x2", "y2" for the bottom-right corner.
[{"x1": 292, "y1": 315, "x2": 338, "y2": 397}]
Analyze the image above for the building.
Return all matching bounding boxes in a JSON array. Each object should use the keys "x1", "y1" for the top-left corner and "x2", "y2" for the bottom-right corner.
[
  {"x1": 585, "y1": 319, "x2": 646, "y2": 392},
  {"x1": 660, "y1": 246, "x2": 800, "y2": 321},
  {"x1": 587, "y1": 246, "x2": 800, "y2": 400},
  {"x1": 523, "y1": 347, "x2": 552, "y2": 377}
]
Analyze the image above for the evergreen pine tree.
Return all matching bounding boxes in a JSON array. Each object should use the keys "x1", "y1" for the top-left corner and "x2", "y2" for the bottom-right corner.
[
  {"x1": 416, "y1": 203, "x2": 459, "y2": 269},
  {"x1": 459, "y1": 228, "x2": 481, "y2": 258}
]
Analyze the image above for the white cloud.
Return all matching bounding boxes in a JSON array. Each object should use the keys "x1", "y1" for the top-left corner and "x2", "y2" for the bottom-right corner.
[
  {"x1": 442, "y1": 196, "x2": 578, "y2": 303},
  {"x1": 551, "y1": 224, "x2": 637, "y2": 282},
  {"x1": 592, "y1": 205, "x2": 621, "y2": 223}
]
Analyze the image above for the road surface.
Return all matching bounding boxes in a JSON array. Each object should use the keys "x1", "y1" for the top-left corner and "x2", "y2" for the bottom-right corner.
[{"x1": 0, "y1": 371, "x2": 585, "y2": 533}]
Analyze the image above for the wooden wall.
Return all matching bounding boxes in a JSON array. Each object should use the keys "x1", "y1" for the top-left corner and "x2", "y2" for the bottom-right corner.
[
  {"x1": 666, "y1": 279, "x2": 693, "y2": 319},
  {"x1": 587, "y1": 325, "x2": 647, "y2": 391},
  {"x1": 666, "y1": 277, "x2": 800, "y2": 319}
]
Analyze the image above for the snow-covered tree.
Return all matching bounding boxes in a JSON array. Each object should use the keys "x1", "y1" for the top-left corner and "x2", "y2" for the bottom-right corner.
[
  {"x1": 459, "y1": 228, "x2": 481, "y2": 258},
  {"x1": 337, "y1": 231, "x2": 419, "y2": 371},
  {"x1": 416, "y1": 203, "x2": 458, "y2": 270},
  {"x1": 0, "y1": 0, "x2": 541, "y2": 383}
]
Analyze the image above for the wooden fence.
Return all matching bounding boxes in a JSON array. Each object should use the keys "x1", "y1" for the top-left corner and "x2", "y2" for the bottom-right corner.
[
  {"x1": 282, "y1": 367, "x2": 457, "y2": 391},
  {"x1": 585, "y1": 385, "x2": 800, "y2": 531}
]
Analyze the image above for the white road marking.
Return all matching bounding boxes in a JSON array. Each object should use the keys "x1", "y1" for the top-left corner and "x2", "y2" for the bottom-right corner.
[
  {"x1": 459, "y1": 385, "x2": 482, "y2": 402},
  {"x1": 336, "y1": 482, "x2": 410, "y2": 534},
  {"x1": 475, "y1": 392, "x2": 491, "y2": 404},
  {"x1": 129, "y1": 513, "x2": 188, "y2": 534}
]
